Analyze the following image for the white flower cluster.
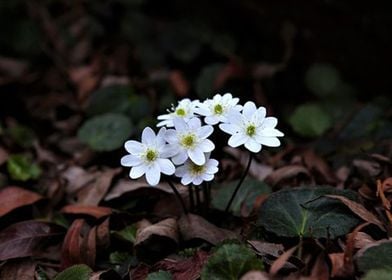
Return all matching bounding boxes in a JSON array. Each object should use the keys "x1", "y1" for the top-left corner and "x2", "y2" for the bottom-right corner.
[{"x1": 121, "y1": 93, "x2": 283, "y2": 186}]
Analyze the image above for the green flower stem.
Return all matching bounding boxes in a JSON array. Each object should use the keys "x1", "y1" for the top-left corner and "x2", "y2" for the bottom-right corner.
[
  {"x1": 166, "y1": 179, "x2": 188, "y2": 214},
  {"x1": 188, "y1": 185, "x2": 195, "y2": 212},
  {"x1": 224, "y1": 152, "x2": 253, "y2": 213}
]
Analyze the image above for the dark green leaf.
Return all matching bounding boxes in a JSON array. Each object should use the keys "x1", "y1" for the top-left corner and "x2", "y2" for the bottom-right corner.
[
  {"x1": 7, "y1": 154, "x2": 41, "y2": 181},
  {"x1": 212, "y1": 178, "x2": 271, "y2": 216},
  {"x1": 78, "y1": 113, "x2": 132, "y2": 151},
  {"x1": 357, "y1": 241, "x2": 392, "y2": 273},
  {"x1": 201, "y1": 243, "x2": 263, "y2": 280},
  {"x1": 7, "y1": 124, "x2": 36, "y2": 148},
  {"x1": 112, "y1": 224, "x2": 137, "y2": 243},
  {"x1": 362, "y1": 269, "x2": 392, "y2": 280},
  {"x1": 289, "y1": 103, "x2": 332, "y2": 137},
  {"x1": 146, "y1": 271, "x2": 173, "y2": 280},
  {"x1": 257, "y1": 186, "x2": 360, "y2": 238},
  {"x1": 54, "y1": 264, "x2": 92, "y2": 280}
]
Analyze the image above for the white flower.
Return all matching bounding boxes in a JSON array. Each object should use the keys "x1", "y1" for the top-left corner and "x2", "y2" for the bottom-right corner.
[
  {"x1": 157, "y1": 98, "x2": 200, "y2": 127},
  {"x1": 175, "y1": 154, "x2": 219, "y2": 185},
  {"x1": 165, "y1": 117, "x2": 215, "y2": 165},
  {"x1": 219, "y1": 101, "x2": 284, "y2": 153},
  {"x1": 195, "y1": 93, "x2": 243, "y2": 125},
  {"x1": 120, "y1": 127, "x2": 177, "y2": 186}
]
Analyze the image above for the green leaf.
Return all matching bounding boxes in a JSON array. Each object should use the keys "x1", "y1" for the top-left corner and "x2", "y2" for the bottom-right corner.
[
  {"x1": 362, "y1": 269, "x2": 392, "y2": 280},
  {"x1": 7, "y1": 124, "x2": 36, "y2": 148},
  {"x1": 87, "y1": 85, "x2": 134, "y2": 117},
  {"x1": 257, "y1": 186, "x2": 360, "y2": 238},
  {"x1": 357, "y1": 241, "x2": 392, "y2": 273},
  {"x1": 289, "y1": 103, "x2": 332, "y2": 137},
  {"x1": 146, "y1": 271, "x2": 173, "y2": 280},
  {"x1": 201, "y1": 243, "x2": 263, "y2": 280},
  {"x1": 305, "y1": 63, "x2": 341, "y2": 97},
  {"x1": 78, "y1": 113, "x2": 132, "y2": 152},
  {"x1": 212, "y1": 178, "x2": 271, "y2": 216},
  {"x1": 54, "y1": 264, "x2": 92, "y2": 280},
  {"x1": 7, "y1": 154, "x2": 41, "y2": 181},
  {"x1": 112, "y1": 224, "x2": 137, "y2": 243},
  {"x1": 195, "y1": 63, "x2": 224, "y2": 99}
]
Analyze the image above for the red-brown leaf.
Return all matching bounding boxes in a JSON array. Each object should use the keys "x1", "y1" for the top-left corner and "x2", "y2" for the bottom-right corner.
[
  {"x1": 61, "y1": 205, "x2": 112, "y2": 219},
  {"x1": 0, "y1": 186, "x2": 44, "y2": 217},
  {"x1": 0, "y1": 220, "x2": 63, "y2": 261},
  {"x1": 0, "y1": 259, "x2": 36, "y2": 280}
]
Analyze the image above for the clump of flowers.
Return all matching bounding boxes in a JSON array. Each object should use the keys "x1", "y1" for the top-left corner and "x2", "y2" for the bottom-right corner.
[{"x1": 121, "y1": 93, "x2": 284, "y2": 213}]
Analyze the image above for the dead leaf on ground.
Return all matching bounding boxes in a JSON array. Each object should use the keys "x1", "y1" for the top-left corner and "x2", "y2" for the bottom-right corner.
[
  {"x1": 154, "y1": 250, "x2": 209, "y2": 280},
  {"x1": 324, "y1": 195, "x2": 385, "y2": 230},
  {"x1": 178, "y1": 213, "x2": 236, "y2": 245},
  {"x1": 61, "y1": 205, "x2": 112, "y2": 219},
  {"x1": 0, "y1": 146, "x2": 9, "y2": 165},
  {"x1": 0, "y1": 220, "x2": 63, "y2": 261},
  {"x1": 61, "y1": 166, "x2": 96, "y2": 194},
  {"x1": 302, "y1": 149, "x2": 337, "y2": 184},
  {"x1": 0, "y1": 259, "x2": 36, "y2": 280},
  {"x1": 240, "y1": 270, "x2": 270, "y2": 280},
  {"x1": 135, "y1": 218, "x2": 179, "y2": 262},
  {"x1": 75, "y1": 167, "x2": 121, "y2": 206},
  {"x1": 302, "y1": 253, "x2": 329, "y2": 280},
  {"x1": 265, "y1": 165, "x2": 312, "y2": 188},
  {"x1": 353, "y1": 231, "x2": 376, "y2": 250},
  {"x1": 269, "y1": 245, "x2": 298, "y2": 275},
  {"x1": 248, "y1": 240, "x2": 284, "y2": 265},
  {"x1": 0, "y1": 186, "x2": 44, "y2": 218},
  {"x1": 353, "y1": 158, "x2": 382, "y2": 178},
  {"x1": 96, "y1": 218, "x2": 110, "y2": 250}
]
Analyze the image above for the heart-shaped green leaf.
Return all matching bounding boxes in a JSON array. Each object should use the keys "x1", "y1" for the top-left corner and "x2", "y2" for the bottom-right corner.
[
  {"x1": 54, "y1": 264, "x2": 92, "y2": 280},
  {"x1": 78, "y1": 113, "x2": 132, "y2": 151},
  {"x1": 356, "y1": 240, "x2": 392, "y2": 273},
  {"x1": 7, "y1": 154, "x2": 41, "y2": 181},
  {"x1": 201, "y1": 243, "x2": 263, "y2": 280},
  {"x1": 257, "y1": 186, "x2": 360, "y2": 238},
  {"x1": 146, "y1": 271, "x2": 173, "y2": 280}
]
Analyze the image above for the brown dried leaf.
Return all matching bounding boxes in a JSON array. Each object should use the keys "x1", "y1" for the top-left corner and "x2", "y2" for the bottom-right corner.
[
  {"x1": 61, "y1": 166, "x2": 96, "y2": 194},
  {"x1": 0, "y1": 146, "x2": 9, "y2": 165},
  {"x1": 302, "y1": 149, "x2": 337, "y2": 184},
  {"x1": 61, "y1": 219, "x2": 89, "y2": 268},
  {"x1": 0, "y1": 220, "x2": 63, "y2": 261},
  {"x1": 178, "y1": 214, "x2": 236, "y2": 245},
  {"x1": 154, "y1": 250, "x2": 209, "y2": 280},
  {"x1": 328, "y1": 253, "x2": 346, "y2": 278},
  {"x1": 265, "y1": 165, "x2": 312, "y2": 187},
  {"x1": 269, "y1": 245, "x2": 298, "y2": 275},
  {"x1": 324, "y1": 195, "x2": 385, "y2": 230},
  {"x1": 353, "y1": 159, "x2": 382, "y2": 178},
  {"x1": 305, "y1": 254, "x2": 329, "y2": 280},
  {"x1": 96, "y1": 218, "x2": 110, "y2": 250},
  {"x1": 0, "y1": 259, "x2": 36, "y2": 280},
  {"x1": 61, "y1": 205, "x2": 112, "y2": 219},
  {"x1": 240, "y1": 271, "x2": 270, "y2": 280},
  {"x1": 354, "y1": 231, "x2": 376, "y2": 250},
  {"x1": 247, "y1": 240, "x2": 284, "y2": 258},
  {"x1": 76, "y1": 168, "x2": 121, "y2": 205},
  {"x1": 0, "y1": 186, "x2": 44, "y2": 217}
]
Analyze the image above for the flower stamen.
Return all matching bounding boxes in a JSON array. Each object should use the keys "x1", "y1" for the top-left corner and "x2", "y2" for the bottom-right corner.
[
  {"x1": 180, "y1": 134, "x2": 196, "y2": 148},
  {"x1": 176, "y1": 108, "x2": 186, "y2": 116},
  {"x1": 145, "y1": 149, "x2": 157, "y2": 162},
  {"x1": 246, "y1": 125, "x2": 256, "y2": 137},
  {"x1": 189, "y1": 162, "x2": 205, "y2": 175},
  {"x1": 214, "y1": 104, "x2": 223, "y2": 115}
]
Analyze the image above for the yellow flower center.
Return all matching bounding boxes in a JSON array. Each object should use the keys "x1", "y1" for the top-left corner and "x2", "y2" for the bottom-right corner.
[
  {"x1": 180, "y1": 134, "x2": 196, "y2": 148},
  {"x1": 214, "y1": 104, "x2": 223, "y2": 115},
  {"x1": 246, "y1": 125, "x2": 256, "y2": 137},
  {"x1": 145, "y1": 149, "x2": 157, "y2": 162},
  {"x1": 176, "y1": 108, "x2": 186, "y2": 116},
  {"x1": 190, "y1": 162, "x2": 205, "y2": 175}
]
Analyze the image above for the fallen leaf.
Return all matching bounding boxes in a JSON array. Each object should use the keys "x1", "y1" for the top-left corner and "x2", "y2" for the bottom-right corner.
[
  {"x1": 0, "y1": 220, "x2": 63, "y2": 261},
  {"x1": 0, "y1": 146, "x2": 9, "y2": 165},
  {"x1": 305, "y1": 254, "x2": 329, "y2": 280},
  {"x1": 240, "y1": 271, "x2": 270, "y2": 280},
  {"x1": 61, "y1": 205, "x2": 112, "y2": 219},
  {"x1": 353, "y1": 158, "x2": 382, "y2": 178},
  {"x1": 324, "y1": 195, "x2": 385, "y2": 230},
  {"x1": 265, "y1": 165, "x2": 312, "y2": 188},
  {"x1": 0, "y1": 259, "x2": 36, "y2": 280},
  {"x1": 0, "y1": 186, "x2": 44, "y2": 217},
  {"x1": 61, "y1": 166, "x2": 96, "y2": 194},
  {"x1": 353, "y1": 232, "x2": 376, "y2": 249},
  {"x1": 247, "y1": 240, "x2": 284, "y2": 262},
  {"x1": 96, "y1": 218, "x2": 110, "y2": 250},
  {"x1": 154, "y1": 250, "x2": 209, "y2": 280},
  {"x1": 302, "y1": 149, "x2": 337, "y2": 184},
  {"x1": 135, "y1": 218, "x2": 179, "y2": 263},
  {"x1": 178, "y1": 214, "x2": 236, "y2": 245},
  {"x1": 75, "y1": 168, "x2": 121, "y2": 205},
  {"x1": 269, "y1": 245, "x2": 298, "y2": 275}
]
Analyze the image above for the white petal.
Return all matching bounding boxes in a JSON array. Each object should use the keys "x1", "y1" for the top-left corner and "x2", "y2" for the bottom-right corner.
[
  {"x1": 262, "y1": 117, "x2": 278, "y2": 128},
  {"x1": 245, "y1": 139, "x2": 262, "y2": 153},
  {"x1": 188, "y1": 148, "x2": 206, "y2": 165},
  {"x1": 175, "y1": 166, "x2": 187, "y2": 177},
  {"x1": 157, "y1": 158, "x2": 175, "y2": 175},
  {"x1": 219, "y1": 123, "x2": 238, "y2": 135},
  {"x1": 194, "y1": 106, "x2": 211, "y2": 117},
  {"x1": 204, "y1": 116, "x2": 219, "y2": 125},
  {"x1": 260, "y1": 128, "x2": 284, "y2": 137},
  {"x1": 164, "y1": 129, "x2": 178, "y2": 144},
  {"x1": 206, "y1": 159, "x2": 219, "y2": 169},
  {"x1": 255, "y1": 136, "x2": 281, "y2": 147},
  {"x1": 172, "y1": 151, "x2": 188, "y2": 165},
  {"x1": 121, "y1": 154, "x2": 142, "y2": 167},
  {"x1": 130, "y1": 164, "x2": 147, "y2": 179},
  {"x1": 181, "y1": 174, "x2": 193, "y2": 185},
  {"x1": 173, "y1": 117, "x2": 187, "y2": 131},
  {"x1": 160, "y1": 144, "x2": 178, "y2": 158},
  {"x1": 145, "y1": 163, "x2": 161, "y2": 186},
  {"x1": 198, "y1": 125, "x2": 214, "y2": 139},
  {"x1": 228, "y1": 133, "x2": 248, "y2": 147},
  {"x1": 243, "y1": 101, "x2": 257, "y2": 120},
  {"x1": 142, "y1": 127, "x2": 156, "y2": 145},
  {"x1": 188, "y1": 117, "x2": 201, "y2": 130},
  {"x1": 202, "y1": 173, "x2": 214, "y2": 181},
  {"x1": 193, "y1": 176, "x2": 203, "y2": 185},
  {"x1": 200, "y1": 139, "x2": 215, "y2": 152},
  {"x1": 124, "y1": 140, "x2": 144, "y2": 154}
]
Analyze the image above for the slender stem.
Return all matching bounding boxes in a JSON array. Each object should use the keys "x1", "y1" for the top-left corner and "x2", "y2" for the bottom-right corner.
[
  {"x1": 167, "y1": 179, "x2": 188, "y2": 214},
  {"x1": 224, "y1": 152, "x2": 253, "y2": 213},
  {"x1": 188, "y1": 185, "x2": 195, "y2": 212}
]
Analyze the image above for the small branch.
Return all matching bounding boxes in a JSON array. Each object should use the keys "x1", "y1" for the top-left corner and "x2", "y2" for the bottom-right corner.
[
  {"x1": 225, "y1": 151, "x2": 253, "y2": 213},
  {"x1": 166, "y1": 179, "x2": 188, "y2": 214}
]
